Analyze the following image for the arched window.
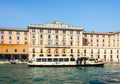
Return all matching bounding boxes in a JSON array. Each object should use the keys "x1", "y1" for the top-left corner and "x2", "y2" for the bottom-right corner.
[
  {"x1": 63, "y1": 49, "x2": 65, "y2": 53},
  {"x1": 48, "y1": 49, "x2": 50, "y2": 53},
  {"x1": 56, "y1": 49, "x2": 58, "y2": 53}
]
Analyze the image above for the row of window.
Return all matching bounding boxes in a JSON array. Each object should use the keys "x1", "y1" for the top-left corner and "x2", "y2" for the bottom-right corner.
[
  {"x1": 93, "y1": 55, "x2": 119, "y2": 59},
  {"x1": 0, "y1": 30, "x2": 27, "y2": 35},
  {"x1": 84, "y1": 49, "x2": 119, "y2": 54},
  {"x1": 32, "y1": 34, "x2": 80, "y2": 40},
  {"x1": 1, "y1": 41, "x2": 28, "y2": 44},
  {"x1": 84, "y1": 38, "x2": 119, "y2": 47},
  {"x1": 32, "y1": 40, "x2": 80, "y2": 46},
  {"x1": 32, "y1": 49, "x2": 80, "y2": 54},
  {"x1": 84, "y1": 38, "x2": 118, "y2": 43},
  {"x1": 0, "y1": 35, "x2": 27, "y2": 40},
  {"x1": 90, "y1": 39, "x2": 118, "y2": 43},
  {"x1": 32, "y1": 49, "x2": 119, "y2": 54},
  {"x1": 84, "y1": 34, "x2": 120, "y2": 38},
  {"x1": 32, "y1": 54, "x2": 119, "y2": 58},
  {"x1": 4, "y1": 49, "x2": 26, "y2": 53},
  {"x1": 32, "y1": 29, "x2": 81, "y2": 34},
  {"x1": 90, "y1": 44, "x2": 119, "y2": 47}
]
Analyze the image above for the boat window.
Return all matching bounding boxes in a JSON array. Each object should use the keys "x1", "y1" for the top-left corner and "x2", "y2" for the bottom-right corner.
[
  {"x1": 64, "y1": 58, "x2": 69, "y2": 62},
  {"x1": 89, "y1": 59, "x2": 95, "y2": 61},
  {"x1": 53, "y1": 58, "x2": 58, "y2": 62},
  {"x1": 59, "y1": 58, "x2": 63, "y2": 62},
  {"x1": 42, "y1": 58, "x2": 46, "y2": 62},
  {"x1": 36, "y1": 58, "x2": 41, "y2": 62},
  {"x1": 70, "y1": 57, "x2": 75, "y2": 61},
  {"x1": 48, "y1": 58, "x2": 52, "y2": 62}
]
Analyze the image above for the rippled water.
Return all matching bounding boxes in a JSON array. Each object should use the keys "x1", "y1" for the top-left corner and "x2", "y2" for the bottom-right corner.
[{"x1": 0, "y1": 64, "x2": 120, "y2": 84}]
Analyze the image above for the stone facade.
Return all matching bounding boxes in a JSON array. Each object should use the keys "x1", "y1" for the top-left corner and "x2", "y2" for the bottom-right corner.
[
  {"x1": 0, "y1": 21, "x2": 120, "y2": 62},
  {"x1": 83, "y1": 32, "x2": 120, "y2": 62},
  {"x1": 28, "y1": 21, "x2": 83, "y2": 60}
]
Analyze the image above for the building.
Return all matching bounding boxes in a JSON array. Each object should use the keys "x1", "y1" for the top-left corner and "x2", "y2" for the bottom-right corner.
[
  {"x1": 28, "y1": 21, "x2": 83, "y2": 60},
  {"x1": 83, "y1": 31, "x2": 120, "y2": 62},
  {"x1": 0, "y1": 21, "x2": 120, "y2": 62},
  {"x1": 0, "y1": 28, "x2": 29, "y2": 61}
]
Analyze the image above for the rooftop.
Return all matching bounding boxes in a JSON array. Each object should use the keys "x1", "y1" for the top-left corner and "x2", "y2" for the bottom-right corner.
[
  {"x1": 83, "y1": 31, "x2": 120, "y2": 35},
  {"x1": 0, "y1": 28, "x2": 28, "y2": 31},
  {"x1": 28, "y1": 21, "x2": 83, "y2": 30}
]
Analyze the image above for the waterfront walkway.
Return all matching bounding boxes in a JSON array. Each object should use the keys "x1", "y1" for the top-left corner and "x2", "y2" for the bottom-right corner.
[{"x1": 0, "y1": 60, "x2": 27, "y2": 64}]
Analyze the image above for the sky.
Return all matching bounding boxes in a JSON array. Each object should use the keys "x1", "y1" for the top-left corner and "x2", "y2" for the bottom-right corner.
[{"x1": 0, "y1": 0, "x2": 120, "y2": 32}]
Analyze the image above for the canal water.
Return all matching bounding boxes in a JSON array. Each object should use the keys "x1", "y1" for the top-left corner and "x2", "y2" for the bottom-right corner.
[{"x1": 0, "y1": 64, "x2": 120, "y2": 84}]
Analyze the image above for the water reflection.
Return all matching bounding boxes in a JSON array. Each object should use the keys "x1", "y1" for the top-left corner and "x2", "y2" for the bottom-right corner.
[{"x1": 0, "y1": 64, "x2": 120, "y2": 84}]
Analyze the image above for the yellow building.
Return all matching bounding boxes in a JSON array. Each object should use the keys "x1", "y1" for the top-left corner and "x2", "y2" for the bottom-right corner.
[
  {"x1": 0, "y1": 28, "x2": 28, "y2": 61},
  {"x1": 0, "y1": 21, "x2": 120, "y2": 62}
]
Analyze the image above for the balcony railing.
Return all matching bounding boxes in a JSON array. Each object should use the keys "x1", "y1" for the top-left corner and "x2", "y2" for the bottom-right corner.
[{"x1": 45, "y1": 44, "x2": 70, "y2": 48}]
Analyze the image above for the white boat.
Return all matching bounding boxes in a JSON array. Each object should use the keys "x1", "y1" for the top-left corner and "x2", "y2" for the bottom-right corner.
[{"x1": 27, "y1": 56, "x2": 104, "y2": 67}]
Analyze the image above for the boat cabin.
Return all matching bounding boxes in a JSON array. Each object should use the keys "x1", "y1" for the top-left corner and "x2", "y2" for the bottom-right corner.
[
  {"x1": 29, "y1": 56, "x2": 76, "y2": 66},
  {"x1": 28, "y1": 56, "x2": 104, "y2": 67}
]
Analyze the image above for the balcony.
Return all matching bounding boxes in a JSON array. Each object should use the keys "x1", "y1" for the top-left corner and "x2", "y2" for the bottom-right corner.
[{"x1": 45, "y1": 44, "x2": 70, "y2": 48}]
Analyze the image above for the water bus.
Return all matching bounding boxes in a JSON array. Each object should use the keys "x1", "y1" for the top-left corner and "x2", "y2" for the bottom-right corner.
[{"x1": 27, "y1": 56, "x2": 104, "y2": 67}]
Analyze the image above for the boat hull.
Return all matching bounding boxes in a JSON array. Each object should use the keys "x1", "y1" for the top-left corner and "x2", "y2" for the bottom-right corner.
[{"x1": 28, "y1": 63, "x2": 104, "y2": 67}]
